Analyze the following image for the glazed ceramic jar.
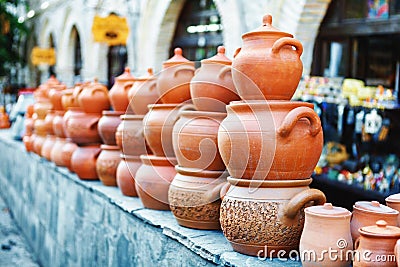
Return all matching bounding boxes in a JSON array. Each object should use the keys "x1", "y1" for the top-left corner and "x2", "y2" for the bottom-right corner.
[
  {"x1": 52, "y1": 111, "x2": 66, "y2": 138},
  {"x1": 116, "y1": 154, "x2": 141, "y2": 197},
  {"x1": 109, "y1": 67, "x2": 135, "y2": 112},
  {"x1": 300, "y1": 203, "x2": 353, "y2": 267},
  {"x1": 135, "y1": 155, "x2": 177, "y2": 210},
  {"x1": 232, "y1": 14, "x2": 303, "y2": 100},
  {"x1": 115, "y1": 114, "x2": 147, "y2": 156},
  {"x1": 218, "y1": 100, "x2": 323, "y2": 180},
  {"x1": 50, "y1": 138, "x2": 68, "y2": 166},
  {"x1": 71, "y1": 144, "x2": 101, "y2": 180},
  {"x1": 77, "y1": 79, "x2": 110, "y2": 114},
  {"x1": 128, "y1": 68, "x2": 159, "y2": 115},
  {"x1": 61, "y1": 138, "x2": 78, "y2": 171},
  {"x1": 144, "y1": 103, "x2": 195, "y2": 157},
  {"x1": 386, "y1": 193, "x2": 400, "y2": 225},
  {"x1": 48, "y1": 84, "x2": 67, "y2": 111},
  {"x1": 169, "y1": 166, "x2": 228, "y2": 230},
  {"x1": 96, "y1": 145, "x2": 121, "y2": 186},
  {"x1": 172, "y1": 111, "x2": 226, "y2": 170},
  {"x1": 156, "y1": 48, "x2": 195, "y2": 104},
  {"x1": 61, "y1": 88, "x2": 79, "y2": 110},
  {"x1": 353, "y1": 220, "x2": 400, "y2": 267},
  {"x1": 41, "y1": 135, "x2": 57, "y2": 161},
  {"x1": 190, "y1": 46, "x2": 239, "y2": 112},
  {"x1": 351, "y1": 201, "x2": 398, "y2": 242},
  {"x1": 220, "y1": 178, "x2": 326, "y2": 257},
  {"x1": 98, "y1": 111, "x2": 123, "y2": 145},
  {"x1": 64, "y1": 108, "x2": 102, "y2": 145}
]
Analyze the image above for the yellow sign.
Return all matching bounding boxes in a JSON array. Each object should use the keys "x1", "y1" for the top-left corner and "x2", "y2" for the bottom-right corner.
[
  {"x1": 92, "y1": 14, "x2": 129, "y2": 46},
  {"x1": 31, "y1": 47, "x2": 56, "y2": 66}
]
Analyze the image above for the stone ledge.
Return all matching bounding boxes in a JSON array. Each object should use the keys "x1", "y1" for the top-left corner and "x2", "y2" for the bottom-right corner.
[{"x1": 0, "y1": 129, "x2": 301, "y2": 266}]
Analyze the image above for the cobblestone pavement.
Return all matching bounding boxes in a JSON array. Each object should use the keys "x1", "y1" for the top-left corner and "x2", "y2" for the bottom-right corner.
[{"x1": 0, "y1": 194, "x2": 40, "y2": 267}]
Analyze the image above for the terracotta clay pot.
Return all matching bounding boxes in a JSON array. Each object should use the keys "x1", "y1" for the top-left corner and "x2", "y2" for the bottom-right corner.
[
  {"x1": 109, "y1": 67, "x2": 135, "y2": 112},
  {"x1": 351, "y1": 201, "x2": 398, "y2": 242},
  {"x1": 61, "y1": 88, "x2": 79, "y2": 110},
  {"x1": 232, "y1": 14, "x2": 303, "y2": 100},
  {"x1": 169, "y1": 166, "x2": 228, "y2": 230},
  {"x1": 220, "y1": 177, "x2": 326, "y2": 257},
  {"x1": 386, "y1": 193, "x2": 400, "y2": 226},
  {"x1": 48, "y1": 84, "x2": 67, "y2": 111},
  {"x1": 135, "y1": 155, "x2": 177, "y2": 210},
  {"x1": 96, "y1": 145, "x2": 121, "y2": 186},
  {"x1": 218, "y1": 100, "x2": 323, "y2": 180},
  {"x1": 143, "y1": 103, "x2": 195, "y2": 157},
  {"x1": 33, "y1": 98, "x2": 53, "y2": 119},
  {"x1": 50, "y1": 137, "x2": 68, "y2": 166},
  {"x1": 64, "y1": 108, "x2": 102, "y2": 145},
  {"x1": 23, "y1": 135, "x2": 34, "y2": 152},
  {"x1": 33, "y1": 119, "x2": 47, "y2": 136},
  {"x1": 32, "y1": 134, "x2": 46, "y2": 156},
  {"x1": 300, "y1": 203, "x2": 353, "y2": 267},
  {"x1": 128, "y1": 68, "x2": 159, "y2": 115},
  {"x1": 156, "y1": 48, "x2": 195, "y2": 104},
  {"x1": 24, "y1": 117, "x2": 34, "y2": 137},
  {"x1": 44, "y1": 110, "x2": 56, "y2": 135},
  {"x1": 41, "y1": 135, "x2": 57, "y2": 161},
  {"x1": 172, "y1": 110, "x2": 226, "y2": 170},
  {"x1": 77, "y1": 79, "x2": 110, "y2": 114},
  {"x1": 116, "y1": 154, "x2": 141, "y2": 197},
  {"x1": 190, "y1": 46, "x2": 239, "y2": 112},
  {"x1": 61, "y1": 138, "x2": 79, "y2": 171},
  {"x1": 71, "y1": 144, "x2": 101, "y2": 180},
  {"x1": 354, "y1": 220, "x2": 400, "y2": 267},
  {"x1": 115, "y1": 114, "x2": 147, "y2": 156},
  {"x1": 98, "y1": 111, "x2": 123, "y2": 145},
  {"x1": 52, "y1": 111, "x2": 66, "y2": 138}
]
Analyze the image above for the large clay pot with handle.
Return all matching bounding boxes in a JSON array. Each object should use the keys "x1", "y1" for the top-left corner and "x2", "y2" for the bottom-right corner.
[
  {"x1": 218, "y1": 100, "x2": 323, "y2": 180},
  {"x1": 220, "y1": 178, "x2": 326, "y2": 257},
  {"x1": 109, "y1": 67, "x2": 135, "y2": 112},
  {"x1": 300, "y1": 203, "x2": 353, "y2": 267},
  {"x1": 64, "y1": 108, "x2": 102, "y2": 145},
  {"x1": 77, "y1": 79, "x2": 110, "y2": 114},
  {"x1": 71, "y1": 144, "x2": 101, "y2": 180},
  {"x1": 61, "y1": 88, "x2": 80, "y2": 110},
  {"x1": 156, "y1": 48, "x2": 195, "y2": 104},
  {"x1": 98, "y1": 111, "x2": 123, "y2": 145},
  {"x1": 190, "y1": 46, "x2": 239, "y2": 112},
  {"x1": 128, "y1": 68, "x2": 159, "y2": 115},
  {"x1": 232, "y1": 14, "x2": 303, "y2": 100},
  {"x1": 48, "y1": 84, "x2": 67, "y2": 111}
]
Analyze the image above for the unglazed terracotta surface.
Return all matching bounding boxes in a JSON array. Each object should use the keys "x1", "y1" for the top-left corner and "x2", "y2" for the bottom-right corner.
[
  {"x1": 64, "y1": 108, "x2": 102, "y2": 145},
  {"x1": 218, "y1": 100, "x2": 323, "y2": 180},
  {"x1": 48, "y1": 84, "x2": 67, "y2": 111},
  {"x1": 386, "y1": 193, "x2": 400, "y2": 226},
  {"x1": 115, "y1": 114, "x2": 147, "y2": 156},
  {"x1": 41, "y1": 135, "x2": 57, "y2": 161},
  {"x1": 61, "y1": 138, "x2": 78, "y2": 171},
  {"x1": 71, "y1": 144, "x2": 101, "y2": 180},
  {"x1": 43, "y1": 110, "x2": 56, "y2": 135},
  {"x1": 52, "y1": 111, "x2": 66, "y2": 138},
  {"x1": 128, "y1": 68, "x2": 159, "y2": 115},
  {"x1": 50, "y1": 138, "x2": 68, "y2": 166},
  {"x1": 98, "y1": 111, "x2": 123, "y2": 145},
  {"x1": 77, "y1": 79, "x2": 110, "y2": 114},
  {"x1": 109, "y1": 67, "x2": 135, "y2": 112},
  {"x1": 116, "y1": 154, "x2": 141, "y2": 197},
  {"x1": 96, "y1": 145, "x2": 121, "y2": 186}
]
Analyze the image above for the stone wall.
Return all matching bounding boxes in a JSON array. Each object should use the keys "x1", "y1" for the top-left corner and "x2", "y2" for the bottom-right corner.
[{"x1": 0, "y1": 129, "x2": 301, "y2": 267}]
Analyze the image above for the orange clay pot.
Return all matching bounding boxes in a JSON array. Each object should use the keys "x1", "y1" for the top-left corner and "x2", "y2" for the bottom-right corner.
[
  {"x1": 33, "y1": 98, "x2": 53, "y2": 120},
  {"x1": 50, "y1": 137, "x2": 68, "y2": 166},
  {"x1": 48, "y1": 84, "x2": 67, "y2": 111},
  {"x1": 232, "y1": 14, "x2": 303, "y2": 100},
  {"x1": 156, "y1": 48, "x2": 195, "y2": 104},
  {"x1": 190, "y1": 46, "x2": 239, "y2": 112},
  {"x1": 386, "y1": 193, "x2": 400, "y2": 226},
  {"x1": 96, "y1": 145, "x2": 121, "y2": 186},
  {"x1": 218, "y1": 100, "x2": 323, "y2": 180},
  {"x1": 109, "y1": 67, "x2": 135, "y2": 112},
  {"x1": 77, "y1": 79, "x2": 110, "y2": 114},
  {"x1": 71, "y1": 144, "x2": 101, "y2": 180},
  {"x1": 128, "y1": 68, "x2": 159, "y2": 115},
  {"x1": 43, "y1": 110, "x2": 56, "y2": 135},
  {"x1": 98, "y1": 111, "x2": 123, "y2": 145},
  {"x1": 41, "y1": 135, "x2": 57, "y2": 161},
  {"x1": 61, "y1": 138, "x2": 79, "y2": 171},
  {"x1": 64, "y1": 108, "x2": 102, "y2": 145},
  {"x1": 115, "y1": 114, "x2": 147, "y2": 156},
  {"x1": 61, "y1": 88, "x2": 79, "y2": 110},
  {"x1": 23, "y1": 135, "x2": 34, "y2": 152},
  {"x1": 52, "y1": 111, "x2": 66, "y2": 138},
  {"x1": 135, "y1": 155, "x2": 177, "y2": 210},
  {"x1": 116, "y1": 154, "x2": 141, "y2": 197}
]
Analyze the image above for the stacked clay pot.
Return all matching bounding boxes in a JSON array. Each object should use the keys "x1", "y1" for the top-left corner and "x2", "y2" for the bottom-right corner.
[
  {"x1": 22, "y1": 104, "x2": 34, "y2": 152},
  {"x1": 169, "y1": 46, "x2": 238, "y2": 230},
  {"x1": 218, "y1": 14, "x2": 326, "y2": 257},
  {"x1": 109, "y1": 67, "x2": 135, "y2": 113}
]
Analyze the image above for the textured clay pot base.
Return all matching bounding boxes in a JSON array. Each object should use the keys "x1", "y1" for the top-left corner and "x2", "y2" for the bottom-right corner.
[
  {"x1": 229, "y1": 240, "x2": 296, "y2": 257},
  {"x1": 175, "y1": 217, "x2": 220, "y2": 230}
]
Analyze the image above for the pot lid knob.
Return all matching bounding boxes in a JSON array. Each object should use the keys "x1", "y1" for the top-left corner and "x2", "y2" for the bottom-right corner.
[
  {"x1": 174, "y1": 47, "x2": 182, "y2": 56},
  {"x1": 371, "y1": 201, "x2": 380, "y2": 207},
  {"x1": 376, "y1": 220, "x2": 387, "y2": 228},
  {"x1": 323, "y1": 203, "x2": 333, "y2": 210},
  {"x1": 263, "y1": 14, "x2": 272, "y2": 26}
]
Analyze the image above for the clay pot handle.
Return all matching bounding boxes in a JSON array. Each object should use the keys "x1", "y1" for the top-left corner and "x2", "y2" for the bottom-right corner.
[
  {"x1": 148, "y1": 81, "x2": 157, "y2": 91},
  {"x1": 272, "y1": 37, "x2": 303, "y2": 58},
  {"x1": 173, "y1": 65, "x2": 195, "y2": 77},
  {"x1": 354, "y1": 237, "x2": 360, "y2": 250},
  {"x1": 91, "y1": 87, "x2": 108, "y2": 96},
  {"x1": 278, "y1": 106, "x2": 321, "y2": 137},
  {"x1": 123, "y1": 82, "x2": 134, "y2": 93},
  {"x1": 204, "y1": 182, "x2": 230, "y2": 203},
  {"x1": 178, "y1": 103, "x2": 196, "y2": 113},
  {"x1": 281, "y1": 188, "x2": 326, "y2": 221},
  {"x1": 88, "y1": 117, "x2": 100, "y2": 130},
  {"x1": 233, "y1": 47, "x2": 241, "y2": 58},
  {"x1": 218, "y1": 66, "x2": 232, "y2": 79}
]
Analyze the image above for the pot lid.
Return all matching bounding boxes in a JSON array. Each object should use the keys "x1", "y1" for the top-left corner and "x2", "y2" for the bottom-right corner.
[
  {"x1": 90, "y1": 78, "x2": 108, "y2": 91},
  {"x1": 386, "y1": 193, "x2": 400, "y2": 203},
  {"x1": 243, "y1": 14, "x2": 293, "y2": 39},
  {"x1": 116, "y1": 67, "x2": 135, "y2": 81},
  {"x1": 306, "y1": 203, "x2": 351, "y2": 216},
  {"x1": 136, "y1": 68, "x2": 156, "y2": 81},
  {"x1": 202, "y1": 46, "x2": 231, "y2": 65},
  {"x1": 359, "y1": 220, "x2": 400, "y2": 237},
  {"x1": 354, "y1": 201, "x2": 398, "y2": 214},
  {"x1": 163, "y1": 47, "x2": 192, "y2": 66}
]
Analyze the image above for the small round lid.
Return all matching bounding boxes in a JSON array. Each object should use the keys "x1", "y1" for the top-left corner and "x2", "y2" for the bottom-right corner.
[
  {"x1": 90, "y1": 78, "x2": 108, "y2": 91},
  {"x1": 354, "y1": 201, "x2": 398, "y2": 214},
  {"x1": 201, "y1": 46, "x2": 231, "y2": 65},
  {"x1": 243, "y1": 14, "x2": 293, "y2": 39},
  {"x1": 163, "y1": 48, "x2": 192, "y2": 66},
  {"x1": 359, "y1": 220, "x2": 400, "y2": 237},
  {"x1": 115, "y1": 67, "x2": 135, "y2": 81},
  {"x1": 306, "y1": 203, "x2": 351, "y2": 217},
  {"x1": 386, "y1": 193, "x2": 400, "y2": 203}
]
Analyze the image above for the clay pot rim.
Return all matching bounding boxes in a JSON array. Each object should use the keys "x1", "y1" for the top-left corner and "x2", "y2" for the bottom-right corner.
[
  {"x1": 61, "y1": 89, "x2": 74, "y2": 95},
  {"x1": 228, "y1": 100, "x2": 314, "y2": 109},
  {"x1": 147, "y1": 103, "x2": 184, "y2": 110},
  {"x1": 352, "y1": 205, "x2": 399, "y2": 215},
  {"x1": 140, "y1": 154, "x2": 177, "y2": 166},
  {"x1": 100, "y1": 144, "x2": 120, "y2": 150},
  {"x1": 227, "y1": 177, "x2": 312, "y2": 188},
  {"x1": 385, "y1": 193, "x2": 400, "y2": 203},
  {"x1": 102, "y1": 110, "x2": 125, "y2": 116},
  {"x1": 175, "y1": 166, "x2": 228, "y2": 178},
  {"x1": 119, "y1": 154, "x2": 141, "y2": 161},
  {"x1": 179, "y1": 110, "x2": 227, "y2": 119},
  {"x1": 162, "y1": 61, "x2": 195, "y2": 68},
  {"x1": 358, "y1": 221, "x2": 400, "y2": 238},
  {"x1": 120, "y1": 114, "x2": 145, "y2": 120},
  {"x1": 66, "y1": 107, "x2": 84, "y2": 112}
]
